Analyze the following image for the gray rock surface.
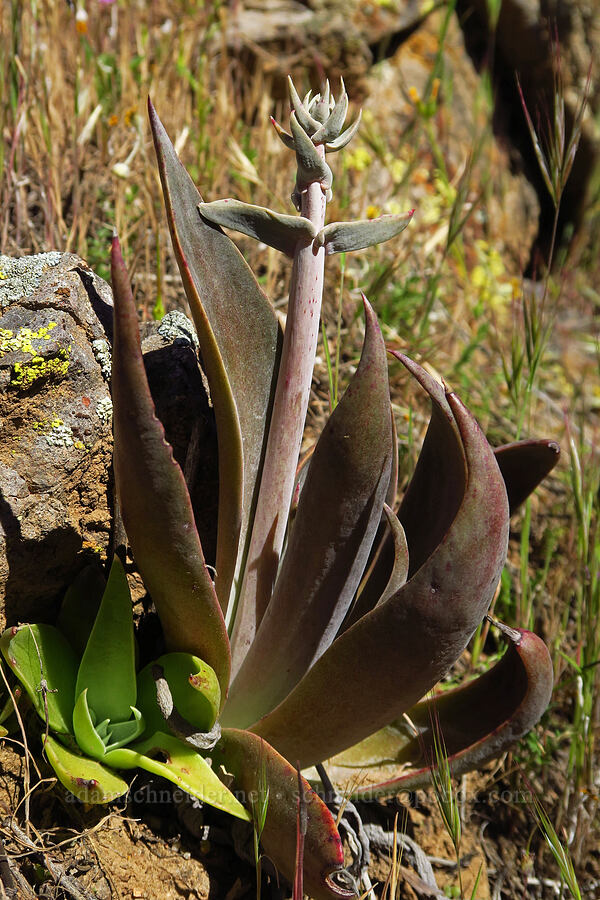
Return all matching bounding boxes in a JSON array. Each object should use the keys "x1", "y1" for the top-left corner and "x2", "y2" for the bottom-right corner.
[
  {"x1": 0, "y1": 253, "x2": 114, "y2": 628},
  {"x1": 0, "y1": 254, "x2": 215, "y2": 630}
]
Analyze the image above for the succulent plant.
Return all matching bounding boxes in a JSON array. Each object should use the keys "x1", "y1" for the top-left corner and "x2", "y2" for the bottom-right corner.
[{"x1": 1, "y1": 78, "x2": 559, "y2": 899}]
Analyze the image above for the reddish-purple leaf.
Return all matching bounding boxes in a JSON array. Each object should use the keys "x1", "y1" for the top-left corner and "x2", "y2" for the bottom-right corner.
[
  {"x1": 327, "y1": 624, "x2": 554, "y2": 798},
  {"x1": 494, "y1": 439, "x2": 560, "y2": 514},
  {"x1": 223, "y1": 300, "x2": 393, "y2": 727},
  {"x1": 148, "y1": 100, "x2": 281, "y2": 612},
  {"x1": 251, "y1": 363, "x2": 509, "y2": 766},
  {"x1": 110, "y1": 235, "x2": 230, "y2": 698},
  {"x1": 212, "y1": 729, "x2": 356, "y2": 900}
]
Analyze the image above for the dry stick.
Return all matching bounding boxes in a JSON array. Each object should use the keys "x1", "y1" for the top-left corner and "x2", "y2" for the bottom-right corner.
[{"x1": 7, "y1": 820, "x2": 96, "y2": 900}]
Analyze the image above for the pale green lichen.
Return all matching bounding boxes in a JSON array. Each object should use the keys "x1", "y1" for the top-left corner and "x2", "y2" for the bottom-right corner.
[
  {"x1": 33, "y1": 417, "x2": 85, "y2": 450},
  {"x1": 0, "y1": 252, "x2": 62, "y2": 307},
  {"x1": 92, "y1": 338, "x2": 112, "y2": 380},
  {"x1": 96, "y1": 396, "x2": 113, "y2": 424}
]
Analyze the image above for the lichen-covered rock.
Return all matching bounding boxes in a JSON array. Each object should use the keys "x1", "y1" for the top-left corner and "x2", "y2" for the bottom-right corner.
[
  {"x1": 0, "y1": 253, "x2": 114, "y2": 628},
  {"x1": 0, "y1": 254, "x2": 216, "y2": 631}
]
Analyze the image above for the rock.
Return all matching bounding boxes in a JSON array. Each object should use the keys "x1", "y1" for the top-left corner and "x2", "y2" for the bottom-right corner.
[
  {"x1": 224, "y1": 0, "x2": 436, "y2": 91},
  {"x1": 0, "y1": 254, "x2": 216, "y2": 632},
  {"x1": 455, "y1": 0, "x2": 599, "y2": 266},
  {"x1": 0, "y1": 252, "x2": 114, "y2": 629}
]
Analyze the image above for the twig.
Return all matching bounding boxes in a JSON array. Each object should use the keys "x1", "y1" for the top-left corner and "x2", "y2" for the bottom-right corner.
[{"x1": 7, "y1": 820, "x2": 96, "y2": 900}]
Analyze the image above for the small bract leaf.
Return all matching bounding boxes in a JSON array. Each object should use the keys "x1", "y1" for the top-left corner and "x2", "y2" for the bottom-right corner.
[
  {"x1": 312, "y1": 86, "x2": 348, "y2": 144},
  {"x1": 105, "y1": 731, "x2": 250, "y2": 821},
  {"x1": 290, "y1": 112, "x2": 333, "y2": 192},
  {"x1": 45, "y1": 734, "x2": 129, "y2": 804},
  {"x1": 136, "y1": 652, "x2": 221, "y2": 738},
  {"x1": 270, "y1": 116, "x2": 295, "y2": 150},
  {"x1": 75, "y1": 557, "x2": 136, "y2": 724},
  {"x1": 1, "y1": 624, "x2": 78, "y2": 735},
  {"x1": 325, "y1": 112, "x2": 362, "y2": 152},
  {"x1": 199, "y1": 200, "x2": 317, "y2": 257},
  {"x1": 317, "y1": 210, "x2": 414, "y2": 254},
  {"x1": 287, "y1": 76, "x2": 320, "y2": 135}
]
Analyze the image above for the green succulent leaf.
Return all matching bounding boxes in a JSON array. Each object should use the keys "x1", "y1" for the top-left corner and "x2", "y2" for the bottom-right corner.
[
  {"x1": 75, "y1": 557, "x2": 136, "y2": 724},
  {"x1": 0, "y1": 677, "x2": 22, "y2": 734},
  {"x1": 290, "y1": 112, "x2": 333, "y2": 193},
  {"x1": 494, "y1": 439, "x2": 560, "y2": 514},
  {"x1": 324, "y1": 112, "x2": 362, "y2": 152},
  {"x1": 1, "y1": 624, "x2": 78, "y2": 735},
  {"x1": 213, "y1": 729, "x2": 355, "y2": 900},
  {"x1": 57, "y1": 565, "x2": 106, "y2": 657},
  {"x1": 104, "y1": 731, "x2": 250, "y2": 822},
  {"x1": 312, "y1": 84, "x2": 349, "y2": 144},
  {"x1": 224, "y1": 298, "x2": 393, "y2": 728},
  {"x1": 149, "y1": 99, "x2": 282, "y2": 613},
  {"x1": 251, "y1": 359, "x2": 509, "y2": 766},
  {"x1": 136, "y1": 652, "x2": 221, "y2": 738},
  {"x1": 72, "y1": 689, "x2": 106, "y2": 759},
  {"x1": 270, "y1": 115, "x2": 296, "y2": 150},
  {"x1": 44, "y1": 734, "x2": 129, "y2": 804},
  {"x1": 287, "y1": 76, "x2": 320, "y2": 136},
  {"x1": 73, "y1": 688, "x2": 145, "y2": 759},
  {"x1": 317, "y1": 210, "x2": 414, "y2": 255},
  {"x1": 198, "y1": 200, "x2": 317, "y2": 257},
  {"x1": 111, "y1": 234, "x2": 231, "y2": 698},
  {"x1": 325, "y1": 624, "x2": 554, "y2": 798}
]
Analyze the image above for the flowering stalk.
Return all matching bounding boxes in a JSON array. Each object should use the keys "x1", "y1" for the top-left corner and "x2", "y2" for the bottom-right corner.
[{"x1": 198, "y1": 79, "x2": 413, "y2": 670}]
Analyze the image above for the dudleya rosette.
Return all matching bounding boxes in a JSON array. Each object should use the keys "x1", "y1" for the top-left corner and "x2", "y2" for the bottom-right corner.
[{"x1": 1, "y1": 77, "x2": 557, "y2": 900}]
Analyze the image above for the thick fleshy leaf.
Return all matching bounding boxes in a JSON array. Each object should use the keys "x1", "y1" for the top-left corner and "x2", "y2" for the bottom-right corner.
[
  {"x1": 495, "y1": 439, "x2": 560, "y2": 514},
  {"x1": 251, "y1": 365, "x2": 510, "y2": 766},
  {"x1": 111, "y1": 235, "x2": 231, "y2": 697},
  {"x1": 345, "y1": 505, "x2": 409, "y2": 630},
  {"x1": 104, "y1": 731, "x2": 250, "y2": 821},
  {"x1": 73, "y1": 689, "x2": 144, "y2": 758},
  {"x1": 1, "y1": 624, "x2": 78, "y2": 735},
  {"x1": 325, "y1": 624, "x2": 553, "y2": 798},
  {"x1": 341, "y1": 418, "x2": 400, "y2": 626},
  {"x1": 223, "y1": 299, "x2": 393, "y2": 728},
  {"x1": 324, "y1": 112, "x2": 362, "y2": 152},
  {"x1": 75, "y1": 557, "x2": 136, "y2": 723},
  {"x1": 317, "y1": 210, "x2": 414, "y2": 255},
  {"x1": 290, "y1": 112, "x2": 333, "y2": 193},
  {"x1": 312, "y1": 85, "x2": 349, "y2": 144},
  {"x1": 136, "y1": 652, "x2": 221, "y2": 738},
  {"x1": 45, "y1": 735, "x2": 129, "y2": 804},
  {"x1": 198, "y1": 200, "x2": 316, "y2": 257},
  {"x1": 287, "y1": 76, "x2": 320, "y2": 136},
  {"x1": 149, "y1": 99, "x2": 282, "y2": 612},
  {"x1": 270, "y1": 116, "x2": 296, "y2": 150},
  {"x1": 212, "y1": 729, "x2": 355, "y2": 900},
  {"x1": 57, "y1": 565, "x2": 105, "y2": 656}
]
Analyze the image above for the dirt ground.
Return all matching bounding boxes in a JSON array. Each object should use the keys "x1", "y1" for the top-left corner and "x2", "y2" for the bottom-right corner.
[{"x1": 2, "y1": 737, "x2": 581, "y2": 900}]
